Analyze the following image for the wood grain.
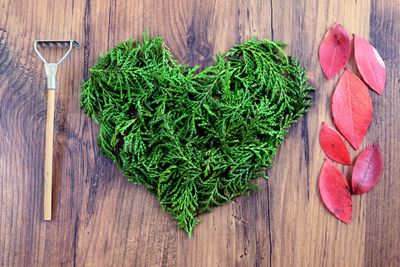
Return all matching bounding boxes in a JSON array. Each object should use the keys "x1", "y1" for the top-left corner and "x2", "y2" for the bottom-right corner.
[{"x1": 0, "y1": 0, "x2": 399, "y2": 266}]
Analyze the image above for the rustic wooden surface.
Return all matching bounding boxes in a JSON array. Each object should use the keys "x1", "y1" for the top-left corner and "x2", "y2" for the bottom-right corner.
[{"x1": 1, "y1": 0, "x2": 399, "y2": 266}]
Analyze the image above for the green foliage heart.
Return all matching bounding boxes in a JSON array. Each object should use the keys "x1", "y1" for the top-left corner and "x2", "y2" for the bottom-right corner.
[{"x1": 80, "y1": 34, "x2": 314, "y2": 236}]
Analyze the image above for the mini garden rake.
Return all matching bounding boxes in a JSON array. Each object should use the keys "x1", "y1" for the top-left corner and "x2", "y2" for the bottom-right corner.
[{"x1": 34, "y1": 40, "x2": 80, "y2": 220}]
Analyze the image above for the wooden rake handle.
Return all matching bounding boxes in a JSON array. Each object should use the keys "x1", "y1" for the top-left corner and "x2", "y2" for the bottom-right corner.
[{"x1": 44, "y1": 89, "x2": 55, "y2": 220}]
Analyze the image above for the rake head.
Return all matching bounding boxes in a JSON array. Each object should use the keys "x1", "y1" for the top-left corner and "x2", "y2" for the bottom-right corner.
[
  {"x1": 35, "y1": 40, "x2": 80, "y2": 49},
  {"x1": 34, "y1": 40, "x2": 80, "y2": 65},
  {"x1": 34, "y1": 39, "x2": 80, "y2": 89}
]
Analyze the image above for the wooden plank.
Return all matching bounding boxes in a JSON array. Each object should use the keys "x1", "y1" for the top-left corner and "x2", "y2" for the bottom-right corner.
[
  {"x1": 0, "y1": 0, "x2": 85, "y2": 266},
  {"x1": 74, "y1": 1, "x2": 180, "y2": 266},
  {"x1": 175, "y1": 1, "x2": 273, "y2": 267},
  {"x1": 268, "y1": 0, "x2": 371, "y2": 266},
  {"x1": 0, "y1": 0, "x2": 399, "y2": 266},
  {"x1": 365, "y1": 0, "x2": 400, "y2": 266}
]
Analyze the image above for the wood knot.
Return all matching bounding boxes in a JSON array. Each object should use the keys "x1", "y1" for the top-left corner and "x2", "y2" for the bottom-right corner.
[
  {"x1": 186, "y1": 34, "x2": 196, "y2": 50},
  {"x1": 197, "y1": 44, "x2": 211, "y2": 61}
]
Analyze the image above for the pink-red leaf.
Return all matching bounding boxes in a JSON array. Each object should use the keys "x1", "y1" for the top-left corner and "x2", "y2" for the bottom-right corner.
[
  {"x1": 319, "y1": 122, "x2": 351, "y2": 165},
  {"x1": 319, "y1": 23, "x2": 351, "y2": 79},
  {"x1": 319, "y1": 160, "x2": 352, "y2": 223},
  {"x1": 352, "y1": 143, "x2": 383, "y2": 195},
  {"x1": 354, "y1": 35, "x2": 386, "y2": 95},
  {"x1": 332, "y1": 70, "x2": 373, "y2": 150}
]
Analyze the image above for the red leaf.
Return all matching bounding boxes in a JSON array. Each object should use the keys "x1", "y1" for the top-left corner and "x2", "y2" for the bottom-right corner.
[
  {"x1": 352, "y1": 143, "x2": 383, "y2": 195},
  {"x1": 354, "y1": 35, "x2": 386, "y2": 95},
  {"x1": 319, "y1": 160, "x2": 352, "y2": 223},
  {"x1": 319, "y1": 122, "x2": 351, "y2": 165},
  {"x1": 332, "y1": 70, "x2": 373, "y2": 150},
  {"x1": 319, "y1": 23, "x2": 351, "y2": 79}
]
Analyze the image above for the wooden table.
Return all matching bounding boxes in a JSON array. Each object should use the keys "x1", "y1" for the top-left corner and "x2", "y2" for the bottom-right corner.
[{"x1": 1, "y1": 0, "x2": 399, "y2": 266}]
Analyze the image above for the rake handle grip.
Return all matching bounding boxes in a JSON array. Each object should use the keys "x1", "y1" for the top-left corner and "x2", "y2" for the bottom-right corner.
[{"x1": 44, "y1": 89, "x2": 55, "y2": 220}]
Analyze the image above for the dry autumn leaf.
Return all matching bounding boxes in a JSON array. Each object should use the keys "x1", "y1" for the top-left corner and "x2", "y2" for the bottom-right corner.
[
  {"x1": 332, "y1": 69, "x2": 373, "y2": 150},
  {"x1": 354, "y1": 35, "x2": 386, "y2": 95},
  {"x1": 352, "y1": 143, "x2": 383, "y2": 195},
  {"x1": 319, "y1": 122, "x2": 351, "y2": 165},
  {"x1": 319, "y1": 160, "x2": 352, "y2": 223},
  {"x1": 319, "y1": 23, "x2": 351, "y2": 79}
]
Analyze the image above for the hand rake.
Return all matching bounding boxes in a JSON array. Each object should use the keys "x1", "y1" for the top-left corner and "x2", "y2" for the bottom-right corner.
[{"x1": 34, "y1": 40, "x2": 80, "y2": 220}]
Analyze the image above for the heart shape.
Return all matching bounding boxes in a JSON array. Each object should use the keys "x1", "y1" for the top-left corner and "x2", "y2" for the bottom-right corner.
[{"x1": 81, "y1": 34, "x2": 315, "y2": 236}]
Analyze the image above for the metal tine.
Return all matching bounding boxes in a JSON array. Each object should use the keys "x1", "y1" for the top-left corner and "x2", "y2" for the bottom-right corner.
[
  {"x1": 72, "y1": 41, "x2": 80, "y2": 49},
  {"x1": 61, "y1": 41, "x2": 69, "y2": 48},
  {"x1": 37, "y1": 41, "x2": 48, "y2": 48}
]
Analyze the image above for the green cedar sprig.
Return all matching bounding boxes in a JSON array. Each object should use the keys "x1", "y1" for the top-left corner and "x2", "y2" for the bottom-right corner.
[{"x1": 80, "y1": 33, "x2": 315, "y2": 236}]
